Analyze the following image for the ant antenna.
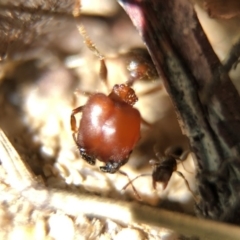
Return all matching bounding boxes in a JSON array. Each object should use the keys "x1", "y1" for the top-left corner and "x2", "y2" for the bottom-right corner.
[
  {"x1": 72, "y1": 0, "x2": 110, "y2": 91},
  {"x1": 73, "y1": 1, "x2": 103, "y2": 59},
  {"x1": 76, "y1": 24, "x2": 104, "y2": 60},
  {"x1": 76, "y1": 25, "x2": 109, "y2": 91},
  {"x1": 122, "y1": 173, "x2": 151, "y2": 192},
  {"x1": 118, "y1": 170, "x2": 142, "y2": 200},
  {"x1": 73, "y1": 0, "x2": 81, "y2": 18}
]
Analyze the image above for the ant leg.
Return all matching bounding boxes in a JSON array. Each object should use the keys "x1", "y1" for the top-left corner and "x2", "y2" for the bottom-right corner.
[
  {"x1": 122, "y1": 173, "x2": 151, "y2": 191},
  {"x1": 175, "y1": 171, "x2": 198, "y2": 202},
  {"x1": 72, "y1": 132, "x2": 78, "y2": 146},
  {"x1": 149, "y1": 161, "x2": 161, "y2": 190},
  {"x1": 118, "y1": 170, "x2": 144, "y2": 200},
  {"x1": 100, "y1": 161, "x2": 142, "y2": 200},
  {"x1": 177, "y1": 150, "x2": 194, "y2": 174},
  {"x1": 71, "y1": 106, "x2": 84, "y2": 151},
  {"x1": 70, "y1": 106, "x2": 84, "y2": 132},
  {"x1": 71, "y1": 106, "x2": 96, "y2": 165}
]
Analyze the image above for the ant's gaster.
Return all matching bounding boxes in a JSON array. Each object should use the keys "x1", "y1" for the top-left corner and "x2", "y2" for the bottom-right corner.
[
  {"x1": 120, "y1": 47, "x2": 159, "y2": 86},
  {"x1": 71, "y1": 83, "x2": 141, "y2": 174}
]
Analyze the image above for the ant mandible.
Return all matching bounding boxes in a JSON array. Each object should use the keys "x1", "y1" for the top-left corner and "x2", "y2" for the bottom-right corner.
[
  {"x1": 70, "y1": 11, "x2": 158, "y2": 189},
  {"x1": 123, "y1": 146, "x2": 198, "y2": 201}
]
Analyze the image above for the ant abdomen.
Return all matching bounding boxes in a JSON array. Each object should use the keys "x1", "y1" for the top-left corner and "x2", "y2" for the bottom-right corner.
[{"x1": 118, "y1": 47, "x2": 159, "y2": 85}]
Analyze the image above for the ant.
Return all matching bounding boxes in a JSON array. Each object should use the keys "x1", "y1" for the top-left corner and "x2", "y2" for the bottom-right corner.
[
  {"x1": 70, "y1": 9, "x2": 159, "y2": 198},
  {"x1": 123, "y1": 146, "x2": 198, "y2": 201}
]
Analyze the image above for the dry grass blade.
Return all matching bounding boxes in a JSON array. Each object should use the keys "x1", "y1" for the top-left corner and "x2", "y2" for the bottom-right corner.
[{"x1": 0, "y1": 128, "x2": 41, "y2": 190}]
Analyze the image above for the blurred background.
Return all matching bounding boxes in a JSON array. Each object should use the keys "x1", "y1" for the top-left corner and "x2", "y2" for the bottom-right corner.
[{"x1": 0, "y1": 0, "x2": 239, "y2": 239}]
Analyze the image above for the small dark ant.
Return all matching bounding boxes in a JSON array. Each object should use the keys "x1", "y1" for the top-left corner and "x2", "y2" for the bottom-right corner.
[
  {"x1": 123, "y1": 146, "x2": 197, "y2": 201},
  {"x1": 70, "y1": 13, "x2": 159, "y2": 198}
]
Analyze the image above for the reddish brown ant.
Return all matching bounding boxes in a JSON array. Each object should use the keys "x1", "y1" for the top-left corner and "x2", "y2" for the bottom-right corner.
[
  {"x1": 123, "y1": 146, "x2": 197, "y2": 201},
  {"x1": 70, "y1": 16, "x2": 159, "y2": 198}
]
